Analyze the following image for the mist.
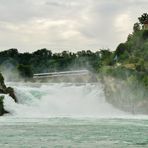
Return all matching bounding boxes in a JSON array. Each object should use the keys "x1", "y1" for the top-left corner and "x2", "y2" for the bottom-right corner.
[
  {"x1": 3, "y1": 82, "x2": 127, "y2": 118},
  {"x1": 102, "y1": 75, "x2": 148, "y2": 114}
]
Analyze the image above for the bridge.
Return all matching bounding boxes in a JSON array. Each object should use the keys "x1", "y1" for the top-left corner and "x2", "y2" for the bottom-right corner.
[{"x1": 33, "y1": 70, "x2": 96, "y2": 82}]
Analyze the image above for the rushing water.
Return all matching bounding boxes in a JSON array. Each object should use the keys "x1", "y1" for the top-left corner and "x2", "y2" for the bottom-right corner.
[
  {"x1": 1, "y1": 82, "x2": 148, "y2": 147},
  {"x1": 4, "y1": 82, "x2": 127, "y2": 118}
]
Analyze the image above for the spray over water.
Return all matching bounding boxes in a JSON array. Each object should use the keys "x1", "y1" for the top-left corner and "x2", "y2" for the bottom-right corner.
[{"x1": 3, "y1": 82, "x2": 126, "y2": 118}]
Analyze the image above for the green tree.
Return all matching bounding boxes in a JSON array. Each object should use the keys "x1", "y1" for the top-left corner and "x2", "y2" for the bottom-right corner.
[
  {"x1": 142, "y1": 30, "x2": 148, "y2": 40},
  {"x1": 133, "y1": 23, "x2": 140, "y2": 32},
  {"x1": 33, "y1": 48, "x2": 52, "y2": 59},
  {"x1": 17, "y1": 64, "x2": 33, "y2": 78},
  {"x1": 138, "y1": 13, "x2": 148, "y2": 25},
  {"x1": 115, "y1": 43, "x2": 126, "y2": 56}
]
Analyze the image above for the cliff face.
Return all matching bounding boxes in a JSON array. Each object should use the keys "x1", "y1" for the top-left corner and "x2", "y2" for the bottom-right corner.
[
  {"x1": 0, "y1": 73, "x2": 17, "y2": 115},
  {"x1": 102, "y1": 76, "x2": 148, "y2": 114}
]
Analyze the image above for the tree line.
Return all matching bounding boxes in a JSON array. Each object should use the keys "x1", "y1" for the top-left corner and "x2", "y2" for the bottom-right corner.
[{"x1": 0, "y1": 48, "x2": 114, "y2": 79}]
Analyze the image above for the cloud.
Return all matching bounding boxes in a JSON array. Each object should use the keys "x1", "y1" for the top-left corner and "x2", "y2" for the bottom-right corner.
[{"x1": 0, "y1": 0, "x2": 147, "y2": 52}]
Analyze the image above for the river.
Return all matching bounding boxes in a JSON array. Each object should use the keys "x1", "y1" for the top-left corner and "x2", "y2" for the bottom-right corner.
[{"x1": 0, "y1": 82, "x2": 147, "y2": 147}]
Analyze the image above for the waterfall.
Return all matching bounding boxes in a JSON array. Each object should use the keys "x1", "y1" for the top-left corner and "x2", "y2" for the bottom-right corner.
[{"x1": 3, "y1": 82, "x2": 126, "y2": 118}]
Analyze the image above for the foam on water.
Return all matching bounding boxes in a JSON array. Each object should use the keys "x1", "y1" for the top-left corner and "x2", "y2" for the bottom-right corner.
[
  {"x1": 1, "y1": 83, "x2": 147, "y2": 148},
  {"x1": 2, "y1": 82, "x2": 130, "y2": 118}
]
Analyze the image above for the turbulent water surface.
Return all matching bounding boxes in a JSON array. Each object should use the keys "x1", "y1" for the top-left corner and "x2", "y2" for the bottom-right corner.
[{"x1": 0, "y1": 82, "x2": 148, "y2": 147}]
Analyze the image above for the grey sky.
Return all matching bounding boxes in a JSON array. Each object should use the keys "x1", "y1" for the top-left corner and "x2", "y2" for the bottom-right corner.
[{"x1": 0, "y1": 0, "x2": 147, "y2": 52}]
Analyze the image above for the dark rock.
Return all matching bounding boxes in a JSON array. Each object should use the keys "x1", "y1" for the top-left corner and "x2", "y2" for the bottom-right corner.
[
  {"x1": 0, "y1": 96, "x2": 9, "y2": 116},
  {"x1": 0, "y1": 96, "x2": 5, "y2": 116},
  {"x1": 102, "y1": 75, "x2": 148, "y2": 114},
  {"x1": 0, "y1": 73, "x2": 17, "y2": 115},
  {"x1": 6, "y1": 87, "x2": 17, "y2": 103},
  {"x1": 0, "y1": 73, "x2": 17, "y2": 102}
]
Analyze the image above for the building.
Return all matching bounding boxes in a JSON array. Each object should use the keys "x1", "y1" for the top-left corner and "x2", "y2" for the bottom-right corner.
[{"x1": 143, "y1": 20, "x2": 148, "y2": 30}]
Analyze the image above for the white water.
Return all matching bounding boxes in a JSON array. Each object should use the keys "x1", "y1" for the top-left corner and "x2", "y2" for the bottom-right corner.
[
  {"x1": 1, "y1": 83, "x2": 148, "y2": 148},
  {"x1": 3, "y1": 82, "x2": 127, "y2": 118}
]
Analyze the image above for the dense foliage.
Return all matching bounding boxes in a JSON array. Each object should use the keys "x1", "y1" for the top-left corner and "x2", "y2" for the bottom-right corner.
[
  {"x1": 99, "y1": 13, "x2": 148, "y2": 113},
  {"x1": 100, "y1": 13, "x2": 148, "y2": 88},
  {"x1": 0, "y1": 48, "x2": 105, "y2": 76}
]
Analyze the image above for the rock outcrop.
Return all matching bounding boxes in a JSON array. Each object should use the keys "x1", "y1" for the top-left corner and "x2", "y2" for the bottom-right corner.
[
  {"x1": 0, "y1": 73, "x2": 17, "y2": 115},
  {"x1": 102, "y1": 76, "x2": 148, "y2": 114}
]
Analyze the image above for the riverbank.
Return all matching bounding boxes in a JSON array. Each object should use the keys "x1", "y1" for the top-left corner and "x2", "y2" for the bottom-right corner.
[{"x1": 97, "y1": 64, "x2": 148, "y2": 114}]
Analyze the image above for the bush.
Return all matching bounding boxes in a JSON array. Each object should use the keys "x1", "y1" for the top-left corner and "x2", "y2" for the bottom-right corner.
[
  {"x1": 142, "y1": 30, "x2": 148, "y2": 40},
  {"x1": 135, "y1": 59, "x2": 145, "y2": 72},
  {"x1": 142, "y1": 75, "x2": 148, "y2": 87}
]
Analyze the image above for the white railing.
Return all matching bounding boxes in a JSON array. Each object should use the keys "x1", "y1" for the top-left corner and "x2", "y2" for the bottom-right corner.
[{"x1": 33, "y1": 70, "x2": 90, "y2": 79}]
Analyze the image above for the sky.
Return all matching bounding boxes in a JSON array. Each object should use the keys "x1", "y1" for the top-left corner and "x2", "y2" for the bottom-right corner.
[{"x1": 0, "y1": 0, "x2": 147, "y2": 53}]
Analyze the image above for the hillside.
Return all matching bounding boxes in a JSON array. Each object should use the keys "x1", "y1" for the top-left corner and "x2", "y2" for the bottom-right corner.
[
  {"x1": 100, "y1": 13, "x2": 148, "y2": 88},
  {"x1": 100, "y1": 13, "x2": 148, "y2": 113}
]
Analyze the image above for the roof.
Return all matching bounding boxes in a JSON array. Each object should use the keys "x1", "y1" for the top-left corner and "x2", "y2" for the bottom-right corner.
[{"x1": 144, "y1": 20, "x2": 148, "y2": 24}]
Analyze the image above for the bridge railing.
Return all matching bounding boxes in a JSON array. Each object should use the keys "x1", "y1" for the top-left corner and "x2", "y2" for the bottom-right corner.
[{"x1": 33, "y1": 70, "x2": 90, "y2": 79}]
